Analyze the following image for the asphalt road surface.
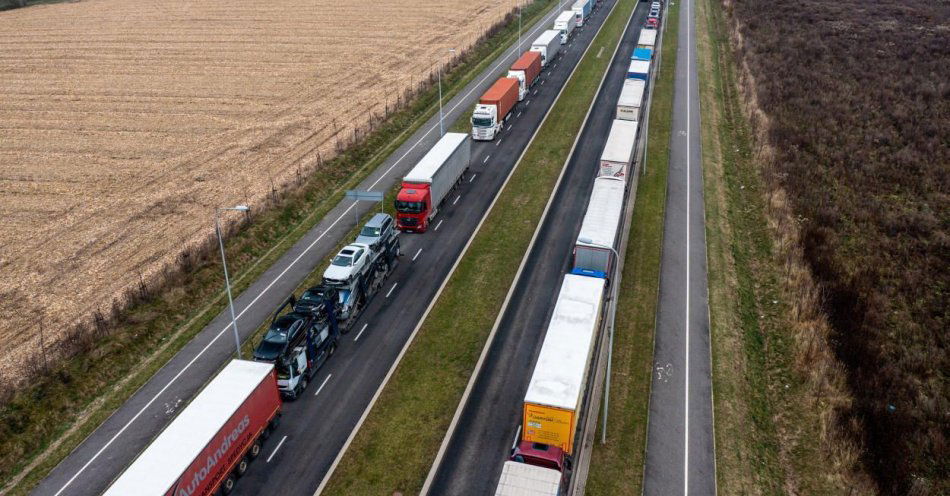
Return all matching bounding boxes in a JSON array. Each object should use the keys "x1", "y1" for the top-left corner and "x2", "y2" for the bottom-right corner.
[
  {"x1": 643, "y1": 0, "x2": 716, "y2": 494},
  {"x1": 31, "y1": 2, "x2": 616, "y2": 496},
  {"x1": 426, "y1": 2, "x2": 650, "y2": 494}
]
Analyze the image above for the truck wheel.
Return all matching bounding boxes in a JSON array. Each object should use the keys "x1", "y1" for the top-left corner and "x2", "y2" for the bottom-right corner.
[
  {"x1": 220, "y1": 474, "x2": 237, "y2": 494},
  {"x1": 329, "y1": 342, "x2": 337, "y2": 356},
  {"x1": 248, "y1": 439, "x2": 263, "y2": 459},
  {"x1": 299, "y1": 376, "x2": 309, "y2": 392},
  {"x1": 235, "y1": 456, "x2": 250, "y2": 476}
]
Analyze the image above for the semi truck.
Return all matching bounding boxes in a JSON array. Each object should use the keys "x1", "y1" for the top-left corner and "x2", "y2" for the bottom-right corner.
[
  {"x1": 572, "y1": 0, "x2": 592, "y2": 27},
  {"x1": 508, "y1": 51, "x2": 542, "y2": 101},
  {"x1": 519, "y1": 274, "x2": 605, "y2": 458},
  {"x1": 253, "y1": 295, "x2": 340, "y2": 399},
  {"x1": 103, "y1": 360, "x2": 281, "y2": 496},
  {"x1": 553, "y1": 10, "x2": 577, "y2": 44},
  {"x1": 495, "y1": 460, "x2": 563, "y2": 496},
  {"x1": 616, "y1": 79, "x2": 645, "y2": 121},
  {"x1": 572, "y1": 177, "x2": 626, "y2": 277},
  {"x1": 627, "y1": 59, "x2": 651, "y2": 80},
  {"x1": 530, "y1": 30, "x2": 562, "y2": 67},
  {"x1": 599, "y1": 119, "x2": 639, "y2": 178},
  {"x1": 395, "y1": 132, "x2": 471, "y2": 231},
  {"x1": 631, "y1": 46, "x2": 653, "y2": 61},
  {"x1": 471, "y1": 77, "x2": 519, "y2": 141},
  {"x1": 305, "y1": 215, "x2": 400, "y2": 328},
  {"x1": 637, "y1": 28, "x2": 657, "y2": 48}
]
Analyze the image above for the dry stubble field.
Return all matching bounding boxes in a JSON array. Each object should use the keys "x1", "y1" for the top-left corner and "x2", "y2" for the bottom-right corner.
[{"x1": 0, "y1": 0, "x2": 513, "y2": 376}]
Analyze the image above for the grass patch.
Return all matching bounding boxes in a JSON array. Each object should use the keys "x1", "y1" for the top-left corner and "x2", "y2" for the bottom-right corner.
[
  {"x1": 321, "y1": 1, "x2": 642, "y2": 494},
  {"x1": 0, "y1": 1, "x2": 565, "y2": 493},
  {"x1": 696, "y1": 0, "x2": 859, "y2": 492},
  {"x1": 584, "y1": 1, "x2": 679, "y2": 494}
]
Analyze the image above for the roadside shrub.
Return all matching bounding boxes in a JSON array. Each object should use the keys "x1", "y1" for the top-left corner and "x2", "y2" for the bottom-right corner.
[{"x1": 725, "y1": 0, "x2": 948, "y2": 493}]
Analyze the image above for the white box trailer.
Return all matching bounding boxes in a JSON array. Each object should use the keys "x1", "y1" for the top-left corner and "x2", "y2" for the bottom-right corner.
[
  {"x1": 616, "y1": 79, "x2": 645, "y2": 121},
  {"x1": 522, "y1": 274, "x2": 605, "y2": 454},
  {"x1": 627, "y1": 59, "x2": 651, "y2": 80},
  {"x1": 530, "y1": 30, "x2": 562, "y2": 67},
  {"x1": 553, "y1": 10, "x2": 577, "y2": 44},
  {"x1": 600, "y1": 119, "x2": 639, "y2": 178},
  {"x1": 573, "y1": 177, "x2": 626, "y2": 277},
  {"x1": 402, "y1": 132, "x2": 470, "y2": 211},
  {"x1": 637, "y1": 29, "x2": 657, "y2": 48},
  {"x1": 494, "y1": 461, "x2": 562, "y2": 496}
]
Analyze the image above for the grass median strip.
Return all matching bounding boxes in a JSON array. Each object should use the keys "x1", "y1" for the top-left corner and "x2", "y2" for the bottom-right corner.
[
  {"x1": 584, "y1": 1, "x2": 678, "y2": 493},
  {"x1": 321, "y1": 1, "x2": 640, "y2": 494},
  {"x1": 0, "y1": 1, "x2": 564, "y2": 493}
]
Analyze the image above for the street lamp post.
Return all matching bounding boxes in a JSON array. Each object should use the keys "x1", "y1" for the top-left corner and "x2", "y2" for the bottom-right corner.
[
  {"x1": 215, "y1": 205, "x2": 250, "y2": 359},
  {"x1": 578, "y1": 237, "x2": 620, "y2": 444},
  {"x1": 438, "y1": 48, "x2": 457, "y2": 137}
]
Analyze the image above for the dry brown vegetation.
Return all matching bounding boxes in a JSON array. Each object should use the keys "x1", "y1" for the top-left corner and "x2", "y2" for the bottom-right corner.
[
  {"x1": 724, "y1": 0, "x2": 948, "y2": 493},
  {"x1": 0, "y1": 0, "x2": 514, "y2": 378}
]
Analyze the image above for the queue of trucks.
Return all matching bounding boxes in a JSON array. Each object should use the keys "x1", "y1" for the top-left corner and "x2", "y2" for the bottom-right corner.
[
  {"x1": 494, "y1": 1, "x2": 660, "y2": 494},
  {"x1": 99, "y1": 1, "x2": 651, "y2": 494}
]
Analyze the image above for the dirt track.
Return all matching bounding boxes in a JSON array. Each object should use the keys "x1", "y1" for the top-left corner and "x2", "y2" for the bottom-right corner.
[{"x1": 0, "y1": 0, "x2": 513, "y2": 375}]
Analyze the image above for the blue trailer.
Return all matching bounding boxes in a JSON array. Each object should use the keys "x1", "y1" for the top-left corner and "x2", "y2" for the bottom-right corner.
[
  {"x1": 572, "y1": 0, "x2": 592, "y2": 26},
  {"x1": 631, "y1": 47, "x2": 653, "y2": 61}
]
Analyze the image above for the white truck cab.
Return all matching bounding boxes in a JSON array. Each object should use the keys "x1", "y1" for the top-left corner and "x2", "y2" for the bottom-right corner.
[
  {"x1": 471, "y1": 103, "x2": 500, "y2": 141},
  {"x1": 506, "y1": 70, "x2": 528, "y2": 101}
]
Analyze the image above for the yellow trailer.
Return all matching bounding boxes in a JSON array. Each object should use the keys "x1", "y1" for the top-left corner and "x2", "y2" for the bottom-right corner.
[{"x1": 521, "y1": 274, "x2": 605, "y2": 455}]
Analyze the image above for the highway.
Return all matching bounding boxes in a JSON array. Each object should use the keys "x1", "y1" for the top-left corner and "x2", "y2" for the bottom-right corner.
[
  {"x1": 31, "y1": 2, "x2": 617, "y2": 496},
  {"x1": 643, "y1": 0, "x2": 717, "y2": 493},
  {"x1": 425, "y1": 2, "x2": 650, "y2": 494}
]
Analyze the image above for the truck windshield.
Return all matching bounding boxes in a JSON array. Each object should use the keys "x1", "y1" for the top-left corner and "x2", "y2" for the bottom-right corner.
[
  {"x1": 276, "y1": 361, "x2": 292, "y2": 380},
  {"x1": 395, "y1": 201, "x2": 424, "y2": 213},
  {"x1": 472, "y1": 117, "x2": 493, "y2": 127}
]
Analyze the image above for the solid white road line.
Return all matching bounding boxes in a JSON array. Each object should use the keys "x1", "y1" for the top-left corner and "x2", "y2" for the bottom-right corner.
[
  {"x1": 469, "y1": 174, "x2": 477, "y2": 183},
  {"x1": 412, "y1": 248, "x2": 422, "y2": 261},
  {"x1": 52, "y1": 6, "x2": 568, "y2": 494},
  {"x1": 385, "y1": 283, "x2": 398, "y2": 298},
  {"x1": 266, "y1": 436, "x2": 288, "y2": 463},
  {"x1": 483, "y1": 155, "x2": 490, "y2": 164},
  {"x1": 434, "y1": 219, "x2": 444, "y2": 231},
  {"x1": 314, "y1": 374, "x2": 332, "y2": 397},
  {"x1": 453, "y1": 195, "x2": 461, "y2": 205},
  {"x1": 684, "y1": 0, "x2": 692, "y2": 493},
  {"x1": 353, "y1": 323, "x2": 369, "y2": 342}
]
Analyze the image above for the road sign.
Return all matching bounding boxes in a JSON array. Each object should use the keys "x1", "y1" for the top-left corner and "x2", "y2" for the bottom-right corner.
[{"x1": 344, "y1": 190, "x2": 385, "y2": 226}]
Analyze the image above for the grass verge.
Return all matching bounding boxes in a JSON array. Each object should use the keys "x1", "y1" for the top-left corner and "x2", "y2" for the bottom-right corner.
[
  {"x1": 0, "y1": 1, "x2": 564, "y2": 493},
  {"x1": 320, "y1": 1, "x2": 641, "y2": 493},
  {"x1": 696, "y1": 0, "x2": 850, "y2": 492},
  {"x1": 584, "y1": 1, "x2": 679, "y2": 493}
]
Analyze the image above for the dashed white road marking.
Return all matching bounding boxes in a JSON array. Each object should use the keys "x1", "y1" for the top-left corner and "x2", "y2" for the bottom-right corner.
[
  {"x1": 453, "y1": 195, "x2": 461, "y2": 205},
  {"x1": 434, "y1": 219, "x2": 444, "y2": 231},
  {"x1": 314, "y1": 374, "x2": 332, "y2": 397},
  {"x1": 483, "y1": 155, "x2": 490, "y2": 164},
  {"x1": 266, "y1": 436, "x2": 288, "y2": 463},
  {"x1": 412, "y1": 248, "x2": 422, "y2": 261},
  {"x1": 385, "y1": 283, "x2": 398, "y2": 298},
  {"x1": 353, "y1": 323, "x2": 368, "y2": 342},
  {"x1": 469, "y1": 174, "x2": 477, "y2": 183}
]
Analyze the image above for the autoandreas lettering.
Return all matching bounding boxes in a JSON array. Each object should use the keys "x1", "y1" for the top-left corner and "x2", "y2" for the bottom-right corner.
[{"x1": 170, "y1": 415, "x2": 250, "y2": 496}]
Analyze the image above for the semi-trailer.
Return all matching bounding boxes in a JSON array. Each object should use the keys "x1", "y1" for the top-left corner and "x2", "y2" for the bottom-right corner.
[
  {"x1": 627, "y1": 59, "x2": 651, "y2": 80},
  {"x1": 471, "y1": 77, "x2": 519, "y2": 141},
  {"x1": 572, "y1": 0, "x2": 592, "y2": 27},
  {"x1": 494, "y1": 460, "x2": 563, "y2": 496},
  {"x1": 616, "y1": 79, "x2": 646, "y2": 121},
  {"x1": 103, "y1": 360, "x2": 281, "y2": 496},
  {"x1": 395, "y1": 132, "x2": 471, "y2": 231},
  {"x1": 631, "y1": 46, "x2": 653, "y2": 61},
  {"x1": 517, "y1": 274, "x2": 605, "y2": 459},
  {"x1": 572, "y1": 177, "x2": 626, "y2": 277},
  {"x1": 637, "y1": 28, "x2": 657, "y2": 48},
  {"x1": 530, "y1": 30, "x2": 562, "y2": 67},
  {"x1": 599, "y1": 119, "x2": 639, "y2": 179},
  {"x1": 553, "y1": 10, "x2": 577, "y2": 44},
  {"x1": 508, "y1": 51, "x2": 542, "y2": 101}
]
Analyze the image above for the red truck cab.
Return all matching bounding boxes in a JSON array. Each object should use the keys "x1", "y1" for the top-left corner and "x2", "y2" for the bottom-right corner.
[
  {"x1": 395, "y1": 184, "x2": 430, "y2": 232},
  {"x1": 510, "y1": 440, "x2": 571, "y2": 473}
]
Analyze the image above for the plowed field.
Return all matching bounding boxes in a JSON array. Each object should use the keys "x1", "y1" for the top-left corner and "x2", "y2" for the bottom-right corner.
[{"x1": 0, "y1": 0, "x2": 513, "y2": 375}]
